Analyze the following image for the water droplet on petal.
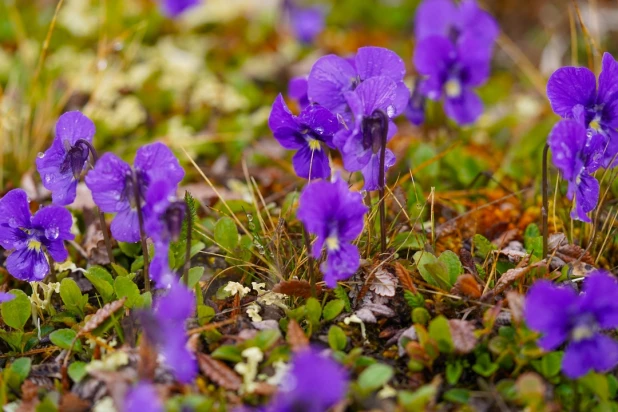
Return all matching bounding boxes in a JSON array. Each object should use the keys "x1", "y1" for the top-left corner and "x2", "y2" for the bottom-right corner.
[
  {"x1": 8, "y1": 218, "x2": 18, "y2": 228},
  {"x1": 386, "y1": 105, "x2": 396, "y2": 118},
  {"x1": 37, "y1": 152, "x2": 45, "y2": 159},
  {"x1": 314, "y1": 127, "x2": 324, "y2": 135},
  {"x1": 45, "y1": 227, "x2": 59, "y2": 240},
  {"x1": 586, "y1": 131, "x2": 593, "y2": 138}
]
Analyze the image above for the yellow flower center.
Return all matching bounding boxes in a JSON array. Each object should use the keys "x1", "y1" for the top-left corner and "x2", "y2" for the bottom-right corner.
[
  {"x1": 589, "y1": 119, "x2": 600, "y2": 131},
  {"x1": 445, "y1": 79, "x2": 462, "y2": 98},
  {"x1": 326, "y1": 236, "x2": 339, "y2": 251},
  {"x1": 571, "y1": 324, "x2": 594, "y2": 341},
  {"x1": 308, "y1": 139, "x2": 322, "y2": 151},
  {"x1": 28, "y1": 239, "x2": 42, "y2": 251}
]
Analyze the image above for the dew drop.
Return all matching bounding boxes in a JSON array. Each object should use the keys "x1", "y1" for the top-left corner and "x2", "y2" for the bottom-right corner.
[
  {"x1": 8, "y1": 218, "x2": 18, "y2": 228},
  {"x1": 586, "y1": 131, "x2": 593, "y2": 138},
  {"x1": 386, "y1": 105, "x2": 396, "y2": 118},
  {"x1": 37, "y1": 152, "x2": 45, "y2": 159},
  {"x1": 247, "y1": 214, "x2": 254, "y2": 222},
  {"x1": 314, "y1": 126, "x2": 324, "y2": 135},
  {"x1": 248, "y1": 222, "x2": 256, "y2": 231},
  {"x1": 45, "y1": 227, "x2": 59, "y2": 240},
  {"x1": 44, "y1": 174, "x2": 54, "y2": 183},
  {"x1": 97, "y1": 59, "x2": 108, "y2": 71}
]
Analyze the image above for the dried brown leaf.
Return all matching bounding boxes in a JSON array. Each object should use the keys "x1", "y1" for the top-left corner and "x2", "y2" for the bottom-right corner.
[
  {"x1": 272, "y1": 280, "x2": 322, "y2": 298},
  {"x1": 79, "y1": 298, "x2": 126, "y2": 337},
  {"x1": 451, "y1": 274, "x2": 482, "y2": 299},
  {"x1": 490, "y1": 263, "x2": 533, "y2": 297},
  {"x1": 448, "y1": 319, "x2": 477, "y2": 354},
  {"x1": 492, "y1": 228, "x2": 518, "y2": 247},
  {"x1": 252, "y1": 382, "x2": 277, "y2": 396},
  {"x1": 286, "y1": 319, "x2": 309, "y2": 352},
  {"x1": 556, "y1": 245, "x2": 594, "y2": 265},
  {"x1": 506, "y1": 291, "x2": 525, "y2": 324},
  {"x1": 17, "y1": 381, "x2": 39, "y2": 412},
  {"x1": 394, "y1": 262, "x2": 416, "y2": 293},
  {"x1": 59, "y1": 393, "x2": 91, "y2": 412},
  {"x1": 197, "y1": 353, "x2": 242, "y2": 391},
  {"x1": 458, "y1": 248, "x2": 478, "y2": 276}
]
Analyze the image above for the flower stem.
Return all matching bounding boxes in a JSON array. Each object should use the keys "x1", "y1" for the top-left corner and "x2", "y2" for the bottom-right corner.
[
  {"x1": 183, "y1": 193, "x2": 192, "y2": 286},
  {"x1": 76, "y1": 139, "x2": 115, "y2": 265},
  {"x1": 542, "y1": 143, "x2": 549, "y2": 260},
  {"x1": 131, "y1": 173, "x2": 150, "y2": 292},
  {"x1": 302, "y1": 224, "x2": 316, "y2": 298},
  {"x1": 376, "y1": 110, "x2": 389, "y2": 255}
]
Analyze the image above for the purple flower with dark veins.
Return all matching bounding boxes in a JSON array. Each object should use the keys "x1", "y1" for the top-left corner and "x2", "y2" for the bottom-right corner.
[
  {"x1": 267, "y1": 348, "x2": 348, "y2": 412},
  {"x1": 547, "y1": 53, "x2": 618, "y2": 166},
  {"x1": 335, "y1": 76, "x2": 399, "y2": 190},
  {"x1": 141, "y1": 281, "x2": 197, "y2": 383},
  {"x1": 268, "y1": 94, "x2": 340, "y2": 180},
  {"x1": 525, "y1": 270, "x2": 618, "y2": 379},
  {"x1": 36, "y1": 111, "x2": 95, "y2": 206},
  {"x1": 548, "y1": 108, "x2": 606, "y2": 222},
  {"x1": 159, "y1": 0, "x2": 201, "y2": 17},
  {"x1": 0, "y1": 292, "x2": 15, "y2": 303},
  {"x1": 124, "y1": 382, "x2": 163, "y2": 412},
  {"x1": 145, "y1": 180, "x2": 186, "y2": 288},
  {"x1": 288, "y1": 76, "x2": 310, "y2": 109},
  {"x1": 414, "y1": 35, "x2": 490, "y2": 125},
  {"x1": 308, "y1": 47, "x2": 409, "y2": 122},
  {"x1": 85, "y1": 142, "x2": 184, "y2": 243},
  {"x1": 0, "y1": 189, "x2": 74, "y2": 281},
  {"x1": 284, "y1": 0, "x2": 325, "y2": 44},
  {"x1": 297, "y1": 176, "x2": 367, "y2": 287}
]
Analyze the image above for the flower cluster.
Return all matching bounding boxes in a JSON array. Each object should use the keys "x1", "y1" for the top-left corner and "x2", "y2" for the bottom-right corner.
[
  {"x1": 546, "y1": 53, "x2": 618, "y2": 221},
  {"x1": 297, "y1": 176, "x2": 368, "y2": 287},
  {"x1": 524, "y1": 270, "x2": 618, "y2": 378},
  {"x1": 411, "y1": 0, "x2": 498, "y2": 125}
]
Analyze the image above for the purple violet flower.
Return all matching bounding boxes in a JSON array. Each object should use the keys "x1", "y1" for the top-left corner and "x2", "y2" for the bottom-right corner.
[
  {"x1": 335, "y1": 76, "x2": 399, "y2": 190},
  {"x1": 159, "y1": 0, "x2": 201, "y2": 17},
  {"x1": 284, "y1": 0, "x2": 325, "y2": 44},
  {"x1": 525, "y1": 270, "x2": 618, "y2": 379},
  {"x1": 288, "y1": 76, "x2": 310, "y2": 109},
  {"x1": 124, "y1": 382, "x2": 163, "y2": 412},
  {"x1": 0, "y1": 189, "x2": 74, "y2": 281},
  {"x1": 548, "y1": 109, "x2": 605, "y2": 222},
  {"x1": 413, "y1": 35, "x2": 490, "y2": 125},
  {"x1": 307, "y1": 46, "x2": 409, "y2": 122},
  {"x1": 297, "y1": 176, "x2": 367, "y2": 287},
  {"x1": 145, "y1": 180, "x2": 186, "y2": 288},
  {"x1": 547, "y1": 52, "x2": 618, "y2": 166},
  {"x1": 268, "y1": 94, "x2": 340, "y2": 180},
  {"x1": 142, "y1": 281, "x2": 197, "y2": 383},
  {"x1": 405, "y1": 79, "x2": 427, "y2": 126},
  {"x1": 267, "y1": 348, "x2": 348, "y2": 412},
  {"x1": 0, "y1": 292, "x2": 15, "y2": 303},
  {"x1": 36, "y1": 111, "x2": 95, "y2": 206},
  {"x1": 85, "y1": 142, "x2": 184, "y2": 243}
]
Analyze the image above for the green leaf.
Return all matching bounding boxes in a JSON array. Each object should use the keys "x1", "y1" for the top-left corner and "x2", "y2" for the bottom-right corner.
[
  {"x1": 118, "y1": 242, "x2": 141, "y2": 257},
  {"x1": 50, "y1": 329, "x2": 81, "y2": 352},
  {"x1": 443, "y1": 388, "x2": 470, "y2": 404},
  {"x1": 473, "y1": 353, "x2": 499, "y2": 377},
  {"x1": 214, "y1": 216, "x2": 238, "y2": 251},
  {"x1": 428, "y1": 316, "x2": 454, "y2": 353},
  {"x1": 197, "y1": 305, "x2": 215, "y2": 326},
  {"x1": 398, "y1": 385, "x2": 438, "y2": 411},
  {"x1": 84, "y1": 266, "x2": 115, "y2": 303},
  {"x1": 211, "y1": 345, "x2": 243, "y2": 362},
  {"x1": 1, "y1": 290, "x2": 31, "y2": 330},
  {"x1": 6, "y1": 358, "x2": 31, "y2": 391},
  {"x1": 0, "y1": 330, "x2": 24, "y2": 352},
  {"x1": 404, "y1": 290, "x2": 425, "y2": 308},
  {"x1": 473, "y1": 234, "x2": 496, "y2": 259},
  {"x1": 246, "y1": 329, "x2": 281, "y2": 351},
  {"x1": 393, "y1": 232, "x2": 425, "y2": 251},
  {"x1": 305, "y1": 297, "x2": 322, "y2": 326},
  {"x1": 413, "y1": 251, "x2": 449, "y2": 289},
  {"x1": 531, "y1": 351, "x2": 563, "y2": 378},
  {"x1": 358, "y1": 363, "x2": 394, "y2": 392},
  {"x1": 328, "y1": 325, "x2": 347, "y2": 351},
  {"x1": 412, "y1": 307, "x2": 431, "y2": 325},
  {"x1": 114, "y1": 277, "x2": 141, "y2": 308},
  {"x1": 580, "y1": 372, "x2": 609, "y2": 401},
  {"x1": 524, "y1": 223, "x2": 540, "y2": 250},
  {"x1": 187, "y1": 266, "x2": 205, "y2": 289},
  {"x1": 68, "y1": 361, "x2": 88, "y2": 383},
  {"x1": 323, "y1": 299, "x2": 345, "y2": 321},
  {"x1": 446, "y1": 361, "x2": 463, "y2": 385},
  {"x1": 438, "y1": 250, "x2": 463, "y2": 286},
  {"x1": 333, "y1": 286, "x2": 351, "y2": 312},
  {"x1": 130, "y1": 255, "x2": 144, "y2": 273},
  {"x1": 137, "y1": 292, "x2": 152, "y2": 308},
  {"x1": 111, "y1": 263, "x2": 130, "y2": 277},
  {"x1": 60, "y1": 278, "x2": 87, "y2": 318}
]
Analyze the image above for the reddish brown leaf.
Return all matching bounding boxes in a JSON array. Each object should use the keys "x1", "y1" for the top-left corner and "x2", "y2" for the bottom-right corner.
[
  {"x1": 79, "y1": 297, "x2": 126, "y2": 337},
  {"x1": 458, "y1": 248, "x2": 478, "y2": 276},
  {"x1": 490, "y1": 261, "x2": 534, "y2": 297},
  {"x1": 491, "y1": 228, "x2": 518, "y2": 247},
  {"x1": 197, "y1": 353, "x2": 242, "y2": 391},
  {"x1": 448, "y1": 319, "x2": 477, "y2": 354},
  {"x1": 394, "y1": 262, "x2": 417, "y2": 293},
  {"x1": 17, "y1": 381, "x2": 39, "y2": 412},
  {"x1": 286, "y1": 319, "x2": 309, "y2": 352},
  {"x1": 506, "y1": 291, "x2": 525, "y2": 324},
  {"x1": 272, "y1": 280, "x2": 322, "y2": 298},
  {"x1": 451, "y1": 274, "x2": 482, "y2": 299},
  {"x1": 252, "y1": 382, "x2": 277, "y2": 396},
  {"x1": 59, "y1": 393, "x2": 91, "y2": 412}
]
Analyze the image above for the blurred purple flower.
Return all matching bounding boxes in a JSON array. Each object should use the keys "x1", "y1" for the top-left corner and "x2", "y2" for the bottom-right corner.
[
  {"x1": 547, "y1": 52, "x2": 618, "y2": 166},
  {"x1": 548, "y1": 108, "x2": 605, "y2": 222},
  {"x1": 125, "y1": 382, "x2": 163, "y2": 412},
  {"x1": 297, "y1": 176, "x2": 367, "y2": 287},
  {"x1": 335, "y1": 77, "x2": 398, "y2": 190},
  {"x1": 0, "y1": 292, "x2": 15, "y2": 303},
  {"x1": 405, "y1": 79, "x2": 427, "y2": 126},
  {"x1": 268, "y1": 94, "x2": 340, "y2": 180},
  {"x1": 415, "y1": 0, "x2": 498, "y2": 51},
  {"x1": 85, "y1": 142, "x2": 184, "y2": 243},
  {"x1": 142, "y1": 281, "x2": 197, "y2": 383},
  {"x1": 525, "y1": 270, "x2": 618, "y2": 378},
  {"x1": 36, "y1": 111, "x2": 95, "y2": 206},
  {"x1": 268, "y1": 348, "x2": 348, "y2": 412},
  {"x1": 159, "y1": 0, "x2": 201, "y2": 17},
  {"x1": 0, "y1": 189, "x2": 74, "y2": 281},
  {"x1": 308, "y1": 46, "x2": 409, "y2": 121},
  {"x1": 285, "y1": 1, "x2": 325, "y2": 44},
  {"x1": 145, "y1": 180, "x2": 185, "y2": 288},
  {"x1": 414, "y1": 35, "x2": 490, "y2": 125},
  {"x1": 288, "y1": 76, "x2": 310, "y2": 109}
]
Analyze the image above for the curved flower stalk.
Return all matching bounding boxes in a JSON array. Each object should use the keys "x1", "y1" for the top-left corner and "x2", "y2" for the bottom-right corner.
[
  {"x1": 525, "y1": 270, "x2": 618, "y2": 378},
  {"x1": 0, "y1": 189, "x2": 74, "y2": 281},
  {"x1": 297, "y1": 176, "x2": 368, "y2": 288}
]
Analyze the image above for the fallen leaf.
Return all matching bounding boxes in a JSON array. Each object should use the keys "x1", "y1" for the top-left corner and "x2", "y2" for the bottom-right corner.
[
  {"x1": 394, "y1": 262, "x2": 417, "y2": 293},
  {"x1": 59, "y1": 393, "x2": 91, "y2": 412},
  {"x1": 286, "y1": 319, "x2": 309, "y2": 352},
  {"x1": 448, "y1": 319, "x2": 477, "y2": 354},
  {"x1": 272, "y1": 280, "x2": 322, "y2": 298},
  {"x1": 370, "y1": 268, "x2": 397, "y2": 297},
  {"x1": 197, "y1": 353, "x2": 242, "y2": 391},
  {"x1": 451, "y1": 274, "x2": 482, "y2": 299},
  {"x1": 506, "y1": 291, "x2": 525, "y2": 324},
  {"x1": 79, "y1": 298, "x2": 127, "y2": 337}
]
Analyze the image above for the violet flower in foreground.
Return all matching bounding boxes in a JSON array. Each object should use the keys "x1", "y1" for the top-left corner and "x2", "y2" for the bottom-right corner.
[
  {"x1": 159, "y1": 0, "x2": 201, "y2": 17},
  {"x1": 268, "y1": 94, "x2": 340, "y2": 180},
  {"x1": 525, "y1": 270, "x2": 618, "y2": 379},
  {"x1": 36, "y1": 111, "x2": 95, "y2": 206},
  {"x1": 284, "y1": 0, "x2": 325, "y2": 44},
  {"x1": 145, "y1": 180, "x2": 186, "y2": 288},
  {"x1": 0, "y1": 189, "x2": 74, "y2": 281},
  {"x1": 141, "y1": 281, "x2": 197, "y2": 383},
  {"x1": 85, "y1": 142, "x2": 184, "y2": 243},
  {"x1": 548, "y1": 111, "x2": 605, "y2": 222},
  {"x1": 124, "y1": 382, "x2": 163, "y2": 412},
  {"x1": 267, "y1": 348, "x2": 348, "y2": 412},
  {"x1": 0, "y1": 292, "x2": 15, "y2": 303},
  {"x1": 547, "y1": 52, "x2": 618, "y2": 166},
  {"x1": 297, "y1": 176, "x2": 367, "y2": 287}
]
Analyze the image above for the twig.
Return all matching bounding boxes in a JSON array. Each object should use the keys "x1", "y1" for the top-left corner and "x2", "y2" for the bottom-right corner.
[
  {"x1": 542, "y1": 144, "x2": 549, "y2": 260},
  {"x1": 132, "y1": 172, "x2": 150, "y2": 292}
]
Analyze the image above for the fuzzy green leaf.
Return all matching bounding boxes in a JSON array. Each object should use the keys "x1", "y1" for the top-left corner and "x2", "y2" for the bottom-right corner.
[
  {"x1": 214, "y1": 216, "x2": 239, "y2": 251},
  {"x1": 1, "y1": 290, "x2": 31, "y2": 330}
]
